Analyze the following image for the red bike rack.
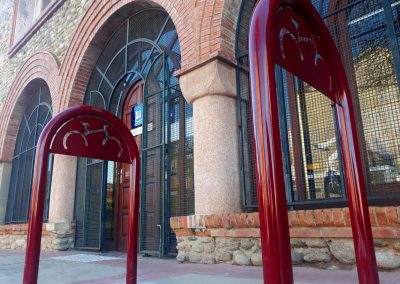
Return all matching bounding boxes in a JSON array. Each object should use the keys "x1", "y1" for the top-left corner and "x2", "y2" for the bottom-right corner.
[
  {"x1": 22, "y1": 106, "x2": 140, "y2": 284},
  {"x1": 249, "y1": 0, "x2": 379, "y2": 283}
]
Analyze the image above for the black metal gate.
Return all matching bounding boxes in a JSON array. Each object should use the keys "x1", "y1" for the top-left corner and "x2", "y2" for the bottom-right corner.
[
  {"x1": 237, "y1": 0, "x2": 400, "y2": 208},
  {"x1": 74, "y1": 9, "x2": 194, "y2": 253}
]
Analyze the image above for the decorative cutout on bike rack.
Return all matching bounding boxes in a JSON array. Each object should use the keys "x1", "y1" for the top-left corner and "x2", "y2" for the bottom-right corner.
[
  {"x1": 272, "y1": 5, "x2": 333, "y2": 98},
  {"x1": 23, "y1": 106, "x2": 140, "y2": 284},
  {"x1": 53, "y1": 118, "x2": 125, "y2": 161}
]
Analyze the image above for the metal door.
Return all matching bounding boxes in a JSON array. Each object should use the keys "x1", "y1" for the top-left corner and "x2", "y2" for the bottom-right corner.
[{"x1": 140, "y1": 53, "x2": 166, "y2": 255}]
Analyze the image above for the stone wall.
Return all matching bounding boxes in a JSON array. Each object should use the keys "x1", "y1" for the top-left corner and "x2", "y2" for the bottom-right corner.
[
  {"x1": 0, "y1": 0, "x2": 90, "y2": 112},
  {"x1": 171, "y1": 208, "x2": 400, "y2": 270},
  {"x1": 0, "y1": 222, "x2": 75, "y2": 251}
]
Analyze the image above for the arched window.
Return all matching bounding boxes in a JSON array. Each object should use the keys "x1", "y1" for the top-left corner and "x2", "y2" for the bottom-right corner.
[
  {"x1": 5, "y1": 80, "x2": 53, "y2": 223},
  {"x1": 75, "y1": 8, "x2": 194, "y2": 254},
  {"x1": 236, "y1": 0, "x2": 400, "y2": 209}
]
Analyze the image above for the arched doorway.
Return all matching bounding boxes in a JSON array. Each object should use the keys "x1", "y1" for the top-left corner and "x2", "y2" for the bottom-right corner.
[
  {"x1": 74, "y1": 8, "x2": 194, "y2": 255},
  {"x1": 5, "y1": 80, "x2": 53, "y2": 224}
]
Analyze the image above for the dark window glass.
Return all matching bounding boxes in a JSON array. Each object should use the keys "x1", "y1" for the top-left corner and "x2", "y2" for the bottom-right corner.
[{"x1": 5, "y1": 81, "x2": 53, "y2": 223}]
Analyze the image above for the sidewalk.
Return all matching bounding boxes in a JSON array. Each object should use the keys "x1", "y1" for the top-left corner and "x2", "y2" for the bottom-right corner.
[{"x1": 0, "y1": 249, "x2": 399, "y2": 283}]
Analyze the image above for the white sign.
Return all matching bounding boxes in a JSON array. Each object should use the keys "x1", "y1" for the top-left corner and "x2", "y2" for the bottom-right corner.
[
  {"x1": 130, "y1": 123, "x2": 154, "y2": 137},
  {"x1": 131, "y1": 127, "x2": 143, "y2": 137}
]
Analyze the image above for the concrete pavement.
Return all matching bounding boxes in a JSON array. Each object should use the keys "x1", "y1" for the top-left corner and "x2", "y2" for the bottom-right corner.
[{"x1": 0, "y1": 249, "x2": 399, "y2": 283}]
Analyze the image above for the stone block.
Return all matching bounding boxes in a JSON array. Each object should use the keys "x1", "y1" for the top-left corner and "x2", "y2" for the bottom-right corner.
[
  {"x1": 200, "y1": 237, "x2": 214, "y2": 243},
  {"x1": 392, "y1": 241, "x2": 400, "y2": 251},
  {"x1": 232, "y1": 250, "x2": 250, "y2": 266},
  {"x1": 204, "y1": 243, "x2": 215, "y2": 254},
  {"x1": 304, "y1": 239, "x2": 327, "y2": 248},
  {"x1": 291, "y1": 252, "x2": 304, "y2": 265},
  {"x1": 215, "y1": 250, "x2": 232, "y2": 262},
  {"x1": 202, "y1": 255, "x2": 216, "y2": 264},
  {"x1": 176, "y1": 241, "x2": 187, "y2": 251},
  {"x1": 328, "y1": 241, "x2": 355, "y2": 265},
  {"x1": 240, "y1": 238, "x2": 254, "y2": 250},
  {"x1": 216, "y1": 238, "x2": 239, "y2": 251},
  {"x1": 251, "y1": 253, "x2": 262, "y2": 266},
  {"x1": 177, "y1": 252, "x2": 187, "y2": 263},
  {"x1": 304, "y1": 252, "x2": 332, "y2": 263},
  {"x1": 373, "y1": 240, "x2": 387, "y2": 248},
  {"x1": 376, "y1": 252, "x2": 400, "y2": 270},
  {"x1": 188, "y1": 253, "x2": 202, "y2": 264},
  {"x1": 191, "y1": 241, "x2": 204, "y2": 253},
  {"x1": 291, "y1": 239, "x2": 306, "y2": 248}
]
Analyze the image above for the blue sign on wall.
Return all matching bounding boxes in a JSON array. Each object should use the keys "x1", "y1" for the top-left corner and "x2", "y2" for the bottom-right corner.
[{"x1": 131, "y1": 103, "x2": 143, "y2": 128}]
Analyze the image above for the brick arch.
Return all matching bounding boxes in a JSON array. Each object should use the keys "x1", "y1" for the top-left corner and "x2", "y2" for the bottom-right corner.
[
  {"x1": 57, "y1": 0, "x2": 197, "y2": 112},
  {"x1": 0, "y1": 51, "x2": 60, "y2": 162},
  {"x1": 195, "y1": 0, "x2": 239, "y2": 65}
]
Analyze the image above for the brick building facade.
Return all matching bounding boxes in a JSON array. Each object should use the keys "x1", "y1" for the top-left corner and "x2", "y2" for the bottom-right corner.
[{"x1": 0, "y1": 0, "x2": 400, "y2": 270}]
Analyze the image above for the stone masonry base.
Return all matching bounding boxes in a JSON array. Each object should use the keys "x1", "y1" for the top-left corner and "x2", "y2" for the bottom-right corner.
[
  {"x1": 0, "y1": 222, "x2": 74, "y2": 251},
  {"x1": 170, "y1": 207, "x2": 400, "y2": 270}
]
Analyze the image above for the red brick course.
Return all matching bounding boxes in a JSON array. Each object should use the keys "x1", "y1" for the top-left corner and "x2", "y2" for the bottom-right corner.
[
  {"x1": 171, "y1": 206, "x2": 400, "y2": 239},
  {"x1": 0, "y1": 224, "x2": 50, "y2": 236}
]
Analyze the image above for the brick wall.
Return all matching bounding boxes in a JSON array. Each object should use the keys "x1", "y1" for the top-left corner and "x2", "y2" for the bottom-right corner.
[{"x1": 171, "y1": 208, "x2": 400, "y2": 269}]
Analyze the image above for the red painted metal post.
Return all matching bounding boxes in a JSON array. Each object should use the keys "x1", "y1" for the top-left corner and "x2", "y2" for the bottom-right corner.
[
  {"x1": 23, "y1": 136, "x2": 50, "y2": 284},
  {"x1": 126, "y1": 159, "x2": 141, "y2": 284},
  {"x1": 249, "y1": 1, "x2": 293, "y2": 283},
  {"x1": 336, "y1": 96, "x2": 379, "y2": 283},
  {"x1": 249, "y1": 0, "x2": 379, "y2": 283}
]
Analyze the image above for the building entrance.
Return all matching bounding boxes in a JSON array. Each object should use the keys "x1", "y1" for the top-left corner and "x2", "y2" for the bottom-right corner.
[{"x1": 74, "y1": 9, "x2": 194, "y2": 255}]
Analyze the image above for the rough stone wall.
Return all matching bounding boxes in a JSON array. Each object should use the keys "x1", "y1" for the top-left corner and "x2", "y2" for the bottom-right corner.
[
  {"x1": 176, "y1": 236, "x2": 400, "y2": 270},
  {"x1": 171, "y1": 209, "x2": 400, "y2": 270},
  {"x1": 0, "y1": 222, "x2": 75, "y2": 251},
  {"x1": 0, "y1": 0, "x2": 91, "y2": 112},
  {"x1": 0, "y1": 0, "x2": 14, "y2": 109}
]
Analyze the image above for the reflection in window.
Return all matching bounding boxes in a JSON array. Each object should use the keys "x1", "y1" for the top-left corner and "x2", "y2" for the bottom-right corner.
[
  {"x1": 237, "y1": 0, "x2": 400, "y2": 208},
  {"x1": 14, "y1": 0, "x2": 53, "y2": 41}
]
